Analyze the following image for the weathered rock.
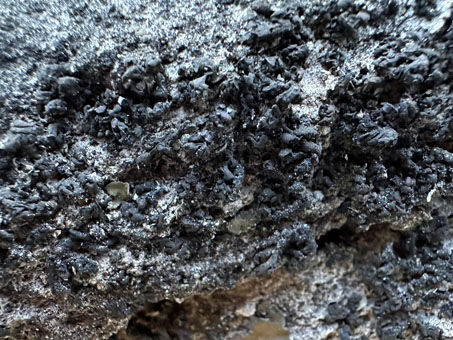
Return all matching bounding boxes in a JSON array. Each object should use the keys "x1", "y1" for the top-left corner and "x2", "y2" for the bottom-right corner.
[{"x1": 0, "y1": 0, "x2": 452, "y2": 339}]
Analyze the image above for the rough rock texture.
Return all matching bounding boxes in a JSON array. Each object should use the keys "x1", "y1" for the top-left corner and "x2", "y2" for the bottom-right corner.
[{"x1": 0, "y1": 0, "x2": 452, "y2": 339}]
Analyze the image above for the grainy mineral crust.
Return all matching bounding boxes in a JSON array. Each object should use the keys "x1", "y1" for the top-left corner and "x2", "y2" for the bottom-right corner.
[{"x1": 0, "y1": 0, "x2": 452, "y2": 339}]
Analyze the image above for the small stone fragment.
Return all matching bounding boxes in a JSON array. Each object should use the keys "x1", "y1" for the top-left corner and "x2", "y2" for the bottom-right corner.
[
  {"x1": 105, "y1": 181, "x2": 130, "y2": 203},
  {"x1": 57, "y1": 76, "x2": 80, "y2": 96},
  {"x1": 44, "y1": 99, "x2": 68, "y2": 116},
  {"x1": 276, "y1": 86, "x2": 302, "y2": 108}
]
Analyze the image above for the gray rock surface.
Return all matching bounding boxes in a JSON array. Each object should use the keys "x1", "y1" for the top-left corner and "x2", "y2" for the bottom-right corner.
[{"x1": 0, "y1": 0, "x2": 452, "y2": 339}]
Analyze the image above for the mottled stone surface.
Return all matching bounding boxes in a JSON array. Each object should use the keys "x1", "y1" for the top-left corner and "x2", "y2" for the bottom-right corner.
[{"x1": 0, "y1": 0, "x2": 452, "y2": 339}]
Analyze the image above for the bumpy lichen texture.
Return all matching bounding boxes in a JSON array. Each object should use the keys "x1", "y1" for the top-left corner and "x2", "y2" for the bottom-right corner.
[{"x1": 0, "y1": 0, "x2": 452, "y2": 339}]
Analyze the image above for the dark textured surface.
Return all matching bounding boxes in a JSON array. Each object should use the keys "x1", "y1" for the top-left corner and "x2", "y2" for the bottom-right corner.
[{"x1": 0, "y1": 0, "x2": 452, "y2": 339}]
